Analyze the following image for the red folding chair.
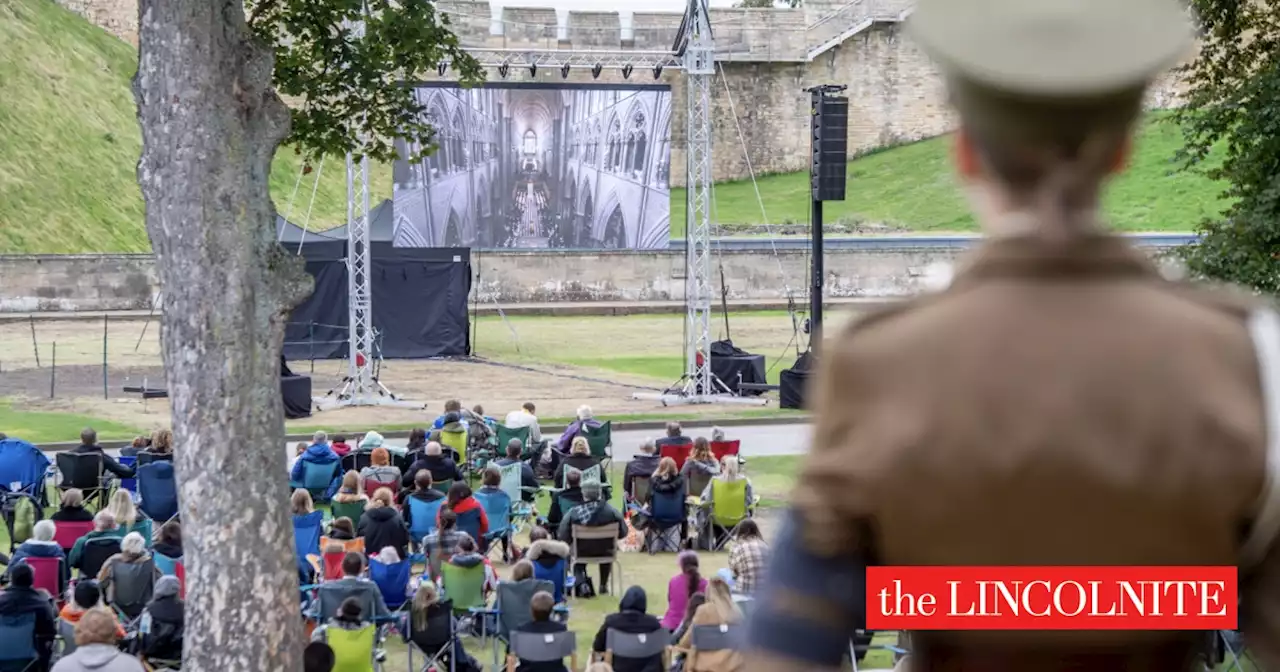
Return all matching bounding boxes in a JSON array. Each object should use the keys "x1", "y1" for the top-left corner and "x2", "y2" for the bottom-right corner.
[
  {"x1": 53, "y1": 521, "x2": 94, "y2": 553},
  {"x1": 710, "y1": 440, "x2": 741, "y2": 464},
  {"x1": 659, "y1": 441, "x2": 694, "y2": 470},
  {"x1": 174, "y1": 561, "x2": 187, "y2": 599},
  {"x1": 362, "y1": 478, "x2": 400, "y2": 501},
  {"x1": 23, "y1": 556, "x2": 63, "y2": 603}
]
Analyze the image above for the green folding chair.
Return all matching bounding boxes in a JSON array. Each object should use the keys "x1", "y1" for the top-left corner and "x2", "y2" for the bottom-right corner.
[
  {"x1": 495, "y1": 424, "x2": 530, "y2": 453},
  {"x1": 330, "y1": 499, "x2": 366, "y2": 523},
  {"x1": 583, "y1": 421, "x2": 612, "y2": 462},
  {"x1": 558, "y1": 464, "x2": 602, "y2": 489},
  {"x1": 441, "y1": 560, "x2": 490, "y2": 641},
  {"x1": 431, "y1": 478, "x2": 454, "y2": 495},
  {"x1": 708, "y1": 479, "x2": 750, "y2": 551}
]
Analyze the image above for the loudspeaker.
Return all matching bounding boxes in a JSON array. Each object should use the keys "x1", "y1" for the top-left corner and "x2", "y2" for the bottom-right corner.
[{"x1": 811, "y1": 92, "x2": 849, "y2": 202}]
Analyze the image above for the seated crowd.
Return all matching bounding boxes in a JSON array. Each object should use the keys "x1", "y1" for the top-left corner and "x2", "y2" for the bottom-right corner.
[{"x1": 0, "y1": 401, "x2": 765, "y2": 672}]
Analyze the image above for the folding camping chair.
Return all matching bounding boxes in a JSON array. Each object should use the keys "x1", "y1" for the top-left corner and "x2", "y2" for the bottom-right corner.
[
  {"x1": 0, "y1": 438, "x2": 51, "y2": 505},
  {"x1": 404, "y1": 598, "x2": 460, "y2": 672},
  {"x1": 646, "y1": 487, "x2": 686, "y2": 554},
  {"x1": 676, "y1": 623, "x2": 744, "y2": 671},
  {"x1": 475, "y1": 488, "x2": 513, "y2": 561},
  {"x1": 56, "y1": 452, "x2": 107, "y2": 509},
  {"x1": 106, "y1": 557, "x2": 158, "y2": 622},
  {"x1": 76, "y1": 537, "x2": 121, "y2": 580},
  {"x1": 494, "y1": 424, "x2": 531, "y2": 458},
  {"x1": 137, "y1": 462, "x2": 179, "y2": 524},
  {"x1": 21, "y1": 556, "x2": 64, "y2": 604},
  {"x1": 440, "y1": 560, "x2": 488, "y2": 634},
  {"x1": 329, "y1": 499, "x2": 367, "y2": 524},
  {"x1": 431, "y1": 479, "x2": 454, "y2": 495},
  {"x1": 0, "y1": 612, "x2": 39, "y2": 672},
  {"x1": 849, "y1": 631, "x2": 910, "y2": 672},
  {"x1": 438, "y1": 431, "x2": 468, "y2": 475},
  {"x1": 630, "y1": 475, "x2": 651, "y2": 506},
  {"x1": 1218, "y1": 629, "x2": 1255, "y2": 671},
  {"x1": 709, "y1": 439, "x2": 741, "y2": 465},
  {"x1": 606, "y1": 628, "x2": 671, "y2": 669},
  {"x1": 406, "y1": 496, "x2": 444, "y2": 557},
  {"x1": 293, "y1": 510, "x2": 325, "y2": 581},
  {"x1": 363, "y1": 477, "x2": 400, "y2": 502},
  {"x1": 153, "y1": 553, "x2": 185, "y2": 598},
  {"x1": 582, "y1": 421, "x2": 612, "y2": 467},
  {"x1": 506, "y1": 630, "x2": 576, "y2": 672},
  {"x1": 135, "y1": 451, "x2": 173, "y2": 468},
  {"x1": 369, "y1": 557, "x2": 412, "y2": 611},
  {"x1": 569, "y1": 524, "x2": 623, "y2": 597},
  {"x1": 325, "y1": 622, "x2": 380, "y2": 672},
  {"x1": 299, "y1": 460, "x2": 340, "y2": 503},
  {"x1": 52, "y1": 521, "x2": 93, "y2": 554},
  {"x1": 703, "y1": 479, "x2": 751, "y2": 551},
  {"x1": 117, "y1": 455, "x2": 137, "y2": 496},
  {"x1": 488, "y1": 579, "x2": 555, "y2": 666},
  {"x1": 559, "y1": 464, "x2": 602, "y2": 490},
  {"x1": 659, "y1": 439, "x2": 694, "y2": 471},
  {"x1": 0, "y1": 493, "x2": 44, "y2": 554},
  {"x1": 341, "y1": 452, "x2": 373, "y2": 475},
  {"x1": 455, "y1": 508, "x2": 485, "y2": 548}
]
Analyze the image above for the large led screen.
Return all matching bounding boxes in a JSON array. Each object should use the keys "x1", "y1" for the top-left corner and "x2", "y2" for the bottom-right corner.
[{"x1": 392, "y1": 82, "x2": 673, "y2": 250}]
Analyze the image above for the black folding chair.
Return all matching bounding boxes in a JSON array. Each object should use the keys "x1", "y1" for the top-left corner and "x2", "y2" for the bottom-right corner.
[
  {"x1": 77, "y1": 537, "x2": 121, "y2": 580},
  {"x1": 605, "y1": 628, "x2": 670, "y2": 669},
  {"x1": 506, "y1": 630, "x2": 576, "y2": 672},
  {"x1": 405, "y1": 599, "x2": 459, "y2": 672},
  {"x1": 56, "y1": 452, "x2": 106, "y2": 509}
]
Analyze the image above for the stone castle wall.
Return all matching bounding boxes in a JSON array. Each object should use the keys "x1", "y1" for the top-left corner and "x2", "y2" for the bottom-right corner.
[{"x1": 56, "y1": 0, "x2": 1187, "y2": 187}]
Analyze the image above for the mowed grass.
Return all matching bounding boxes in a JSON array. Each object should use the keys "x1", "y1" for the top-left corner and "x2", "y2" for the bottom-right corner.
[
  {"x1": 0, "y1": 0, "x2": 389, "y2": 255},
  {"x1": 0, "y1": 401, "x2": 140, "y2": 444},
  {"x1": 669, "y1": 113, "x2": 1229, "y2": 236}
]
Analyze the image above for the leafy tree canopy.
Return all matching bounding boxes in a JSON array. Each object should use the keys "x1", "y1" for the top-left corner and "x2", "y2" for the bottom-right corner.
[
  {"x1": 245, "y1": 0, "x2": 485, "y2": 164},
  {"x1": 1176, "y1": 0, "x2": 1280, "y2": 293}
]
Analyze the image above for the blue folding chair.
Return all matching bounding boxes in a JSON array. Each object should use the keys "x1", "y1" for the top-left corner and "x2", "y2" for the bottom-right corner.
[
  {"x1": 293, "y1": 510, "x2": 324, "y2": 581},
  {"x1": 137, "y1": 462, "x2": 179, "y2": 523},
  {"x1": 531, "y1": 556, "x2": 570, "y2": 604},
  {"x1": 0, "y1": 438, "x2": 51, "y2": 502},
  {"x1": 299, "y1": 460, "x2": 339, "y2": 503},
  {"x1": 0, "y1": 612, "x2": 38, "y2": 672},
  {"x1": 474, "y1": 489, "x2": 512, "y2": 559},
  {"x1": 455, "y1": 508, "x2": 483, "y2": 545},
  {"x1": 369, "y1": 558, "x2": 412, "y2": 610},
  {"x1": 407, "y1": 497, "x2": 444, "y2": 562},
  {"x1": 118, "y1": 455, "x2": 138, "y2": 495},
  {"x1": 153, "y1": 553, "x2": 182, "y2": 578},
  {"x1": 646, "y1": 487, "x2": 686, "y2": 554}
]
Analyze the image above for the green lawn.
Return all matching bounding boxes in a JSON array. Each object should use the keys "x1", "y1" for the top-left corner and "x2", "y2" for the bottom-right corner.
[
  {"x1": 0, "y1": 401, "x2": 140, "y2": 444},
  {"x1": 670, "y1": 113, "x2": 1228, "y2": 236},
  {"x1": 0, "y1": 0, "x2": 389, "y2": 255}
]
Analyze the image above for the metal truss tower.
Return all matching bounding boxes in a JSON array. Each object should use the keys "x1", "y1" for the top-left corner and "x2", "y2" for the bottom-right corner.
[
  {"x1": 634, "y1": 0, "x2": 764, "y2": 406},
  {"x1": 320, "y1": 9, "x2": 419, "y2": 410}
]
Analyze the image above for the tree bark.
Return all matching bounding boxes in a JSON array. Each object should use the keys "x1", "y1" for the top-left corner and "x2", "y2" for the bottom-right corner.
[{"x1": 134, "y1": 1, "x2": 312, "y2": 669}]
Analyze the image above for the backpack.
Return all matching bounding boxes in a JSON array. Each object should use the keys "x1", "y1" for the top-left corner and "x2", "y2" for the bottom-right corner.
[
  {"x1": 572, "y1": 569, "x2": 596, "y2": 598},
  {"x1": 2, "y1": 493, "x2": 42, "y2": 548}
]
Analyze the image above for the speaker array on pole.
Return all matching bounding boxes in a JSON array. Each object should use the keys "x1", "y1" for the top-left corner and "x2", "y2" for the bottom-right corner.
[{"x1": 810, "y1": 91, "x2": 848, "y2": 202}]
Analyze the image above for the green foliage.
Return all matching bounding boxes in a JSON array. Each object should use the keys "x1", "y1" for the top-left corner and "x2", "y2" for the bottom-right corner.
[
  {"x1": 245, "y1": 0, "x2": 486, "y2": 163},
  {"x1": 1175, "y1": 0, "x2": 1280, "y2": 293}
]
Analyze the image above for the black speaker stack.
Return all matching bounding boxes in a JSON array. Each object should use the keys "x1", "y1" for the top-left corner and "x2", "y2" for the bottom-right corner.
[
  {"x1": 811, "y1": 88, "x2": 849, "y2": 202},
  {"x1": 781, "y1": 85, "x2": 849, "y2": 410}
]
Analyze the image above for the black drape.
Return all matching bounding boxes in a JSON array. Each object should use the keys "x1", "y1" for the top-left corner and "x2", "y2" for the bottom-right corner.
[{"x1": 283, "y1": 242, "x2": 471, "y2": 360}]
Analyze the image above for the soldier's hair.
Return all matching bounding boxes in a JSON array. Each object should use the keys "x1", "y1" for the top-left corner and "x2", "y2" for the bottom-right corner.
[{"x1": 954, "y1": 81, "x2": 1145, "y2": 237}]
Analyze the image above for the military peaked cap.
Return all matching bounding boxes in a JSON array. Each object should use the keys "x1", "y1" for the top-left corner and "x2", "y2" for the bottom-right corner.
[{"x1": 908, "y1": 0, "x2": 1195, "y2": 99}]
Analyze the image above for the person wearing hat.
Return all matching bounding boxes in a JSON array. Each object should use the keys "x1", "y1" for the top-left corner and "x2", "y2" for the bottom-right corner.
[
  {"x1": 558, "y1": 480, "x2": 627, "y2": 596},
  {"x1": 310, "y1": 596, "x2": 377, "y2": 669},
  {"x1": 742, "y1": 1, "x2": 1280, "y2": 670},
  {"x1": 0, "y1": 563, "x2": 58, "y2": 669},
  {"x1": 140, "y1": 576, "x2": 184, "y2": 661}
]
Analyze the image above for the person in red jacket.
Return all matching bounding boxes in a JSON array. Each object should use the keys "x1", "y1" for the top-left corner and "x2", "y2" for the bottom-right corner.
[{"x1": 438, "y1": 481, "x2": 489, "y2": 542}]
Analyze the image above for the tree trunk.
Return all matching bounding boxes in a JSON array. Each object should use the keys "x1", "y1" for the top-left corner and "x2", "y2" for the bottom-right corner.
[{"x1": 134, "y1": 1, "x2": 312, "y2": 669}]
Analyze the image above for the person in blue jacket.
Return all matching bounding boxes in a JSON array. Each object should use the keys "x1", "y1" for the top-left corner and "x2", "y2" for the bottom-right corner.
[{"x1": 290, "y1": 431, "x2": 341, "y2": 500}]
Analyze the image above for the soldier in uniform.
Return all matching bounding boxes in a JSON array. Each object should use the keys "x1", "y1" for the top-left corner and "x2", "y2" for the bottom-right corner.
[{"x1": 745, "y1": 0, "x2": 1280, "y2": 670}]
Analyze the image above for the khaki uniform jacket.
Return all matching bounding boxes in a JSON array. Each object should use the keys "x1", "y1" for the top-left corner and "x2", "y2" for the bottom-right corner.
[{"x1": 749, "y1": 234, "x2": 1280, "y2": 671}]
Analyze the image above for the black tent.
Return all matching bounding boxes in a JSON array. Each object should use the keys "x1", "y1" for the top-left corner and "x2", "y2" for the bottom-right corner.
[
  {"x1": 283, "y1": 241, "x2": 471, "y2": 360},
  {"x1": 313, "y1": 199, "x2": 397, "y2": 242}
]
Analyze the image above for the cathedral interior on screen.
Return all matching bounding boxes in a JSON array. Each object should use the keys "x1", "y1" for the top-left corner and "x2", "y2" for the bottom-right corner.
[{"x1": 391, "y1": 84, "x2": 673, "y2": 250}]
